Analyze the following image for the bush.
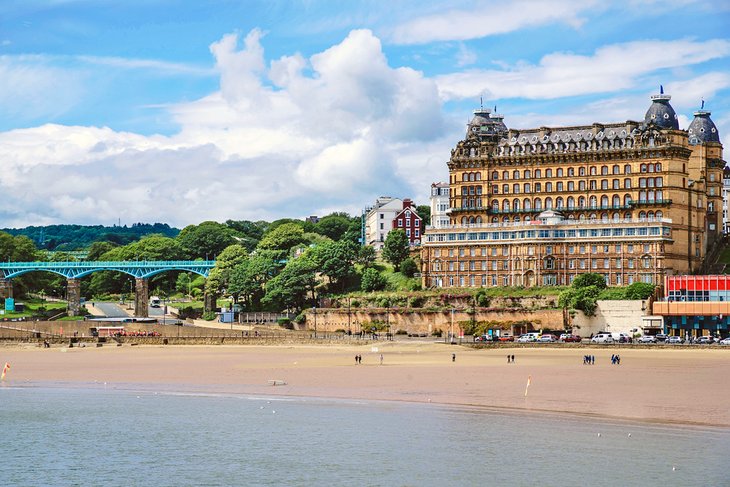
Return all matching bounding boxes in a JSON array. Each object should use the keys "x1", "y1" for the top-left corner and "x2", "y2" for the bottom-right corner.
[
  {"x1": 201, "y1": 311, "x2": 216, "y2": 321},
  {"x1": 294, "y1": 312, "x2": 306, "y2": 324},
  {"x1": 361, "y1": 268, "x2": 387, "y2": 292},
  {"x1": 624, "y1": 282, "x2": 655, "y2": 300},
  {"x1": 350, "y1": 299, "x2": 360, "y2": 308},
  {"x1": 572, "y1": 273, "x2": 607, "y2": 290},
  {"x1": 400, "y1": 258, "x2": 418, "y2": 278},
  {"x1": 408, "y1": 296, "x2": 425, "y2": 308}
]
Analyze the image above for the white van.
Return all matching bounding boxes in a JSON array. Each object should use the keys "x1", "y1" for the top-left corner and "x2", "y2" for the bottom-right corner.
[
  {"x1": 150, "y1": 296, "x2": 161, "y2": 308},
  {"x1": 591, "y1": 333, "x2": 614, "y2": 344}
]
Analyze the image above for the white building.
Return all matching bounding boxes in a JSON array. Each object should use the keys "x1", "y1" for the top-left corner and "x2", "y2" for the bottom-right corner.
[
  {"x1": 364, "y1": 197, "x2": 421, "y2": 250},
  {"x1": 429, "y1": 182, "x2": 450, "y2": 229},
  {"x1": 723, "y1": 167, "x2": 730, "y2": 234}
]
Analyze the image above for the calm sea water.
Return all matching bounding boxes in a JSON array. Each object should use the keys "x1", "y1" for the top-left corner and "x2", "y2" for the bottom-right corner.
[{"x1": 1, "y1": 385, "x2": 727, "y2": 487}]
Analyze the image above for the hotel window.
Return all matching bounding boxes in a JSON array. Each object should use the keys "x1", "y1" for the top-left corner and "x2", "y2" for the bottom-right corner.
[
  {"x1": 580, "y1": 259, "x2": 586, "y2": 269},
  {"x1": 569, "y1": 259, "x2": 575, "y2": 269},
  {"x1": 643, "y1": 257, "x2": 651, "y2": 269},
  {"x1": 381, "y1": 223, "x2": 385, "y2": 230},
  {"x1": 481, "y1": 261, "x2": 487, "y2": 270},
  {"x1": 624, "y1": 165, "x2": 631, "y2": 174},
  {"x1": 546, "y1": 169, "x2": 553, "y2": 177},
  {"x1": 503, "y1": 260, "x2": 509, "y2": 270},
  {"x1": 524, "y1": 170, "x2": 531, "y2": 179},
  {"x1": 449, "y1": 277, "x2": 454, "y2": 287},
  {"x1": 603, "y1": 259, "x2": 609, "y2": 269},
  {"x1": 503, "y1": 171, "x2": 509, "y2": 180},
  {"x1": 492, "y1": 261, "x2": 498, "y2": 270},
  {"x1": 613, "y1": 165, "x2": 620, "y2": 175},
  {"x1": 615, "y1": 244, "x2": 621, "y2": 252},
  {"x1": 613, "y1": 179, "x2": 620, "y2": 189},
  {"x1": 449, "y1": 262, "x2": 455, "y2": 271},
  {"x1": 459, "y1": 248, "x2": 465, "y2": 257},
  {"x1": 579, "y1": 167, "x2": 586, "y2": 176},
  {"x1": 535, "y1": 183, "x2": 542, "y2": 192},
  {"x1": 513, "y1": 184, "x2": 520, "y2": 194},
  {"x1": 568, "y1": 168, "x2": 575, "y2": 176},
  {"x1": 546, "y1": 246, "x2": 553, "y2": 255},
  {"x1": 580, "y1": 245, "x2": 586, "y2": 254},
  {"x1": 601, "y1": 166, "x2": 608, "y2": 175},
  {"x1": 590, "y1": 180, "x2": 596, "y2": 190},
  {"x1": 579, "y1": 181, "x2": 586, "y2": 191},
  {"x1": 568, "y1": 245, "x2": 575, "y2": 254},
  {"x1": 557, "y1": 168, "x2": 564, "y2": 177},
  {"x1": 628, "y1": 258, "x2": 634, "y2": 268},
  {"x1": 503, "y1": 184, "x2": 509, "y2": 194},
  {"x1": 616, "y1": 258, "x2": 622, "y2": 268},
  {"x1": 469, "y1": 261, "x2": 476, "y2": 271},
  {"x1": 591, "y1": 245, "x2": 597, "y2": 253},
  {"x1": 590, "y1": 166, "x2": 597, "y2": 176},
  {"x1": 601, "y1": 180, "x2": 608, "y2": 190},
  {"x1": 592, "y1": 259, "x2": 598, "y2": 269},
  {"x1": 644, "y1": 244, "x2": 650, "y2": 253},
  {"x1": 603, "y1": 245, "x2": 609, "y2": 253},
  {"x1": 535, "y1": 169, "x2": 541, "y2": 178},
  {"x1": 524, "y1": 183, "x2": 531, "y2": 193},
  {"x1": 546, "y1": 182, "x2": 553, "y2": 192},
  {"x1": 624, "y1": 179, "x2": 631, "y2": 189},
  {"x1": 568, "y1": 181, "x2": 574, "y2": 191},
  {"x1": 492, "y1": 248, "x2": 497, "y2": 256}
]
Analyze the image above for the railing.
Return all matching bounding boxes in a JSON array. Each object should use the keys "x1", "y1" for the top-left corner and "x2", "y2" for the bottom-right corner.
[
  {"x1": 0, "y1": 260, "x2": 216, "y2": 268},
  {"x1": 425, "y1": 217, "x2": 673, "y2": 232}
]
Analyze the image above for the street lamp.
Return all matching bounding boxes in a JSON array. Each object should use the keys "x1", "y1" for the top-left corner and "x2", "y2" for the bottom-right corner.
[{"x1": 312, "y1": 306, "x2": 317, "y2": 338}]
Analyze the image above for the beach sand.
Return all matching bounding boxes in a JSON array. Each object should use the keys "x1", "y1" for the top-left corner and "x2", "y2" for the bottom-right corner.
[{"x1": 2, "y1": 342, "x2": 729, "y2": 426}]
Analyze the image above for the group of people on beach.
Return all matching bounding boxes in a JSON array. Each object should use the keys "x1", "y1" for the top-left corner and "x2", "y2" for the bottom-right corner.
[
  {"x1": 354, "y1": 354, "x2": 362, "y2": 364},
  {"x1": 583, "y1": 355, "x2": 596, "y2": 365},
  {"x1": 507, "y1": 354, "x2": 515, "y2": 363},
  {"x1": 611, "y1": 354, "x2": 621, "y2": 365}
]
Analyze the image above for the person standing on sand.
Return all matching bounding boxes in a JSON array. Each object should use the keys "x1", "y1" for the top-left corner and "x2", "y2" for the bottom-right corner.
[
  {"x1": 380, "y1": 354, "x2": 383, "y2": 365},
  {"x1": 507, "y1": 354, "x2": 511, "y2": 364},
  {"x1": 452, "y1": 353, "x2": 456, "y2": 362},
  {"x1": 511, "y1": 354, "x2": 515, "y2": 363}
]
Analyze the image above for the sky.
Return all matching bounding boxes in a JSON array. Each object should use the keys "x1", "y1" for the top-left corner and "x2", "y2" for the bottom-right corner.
[{"x1": 1, "y1": 0, "x2": 729, "y2": 228}]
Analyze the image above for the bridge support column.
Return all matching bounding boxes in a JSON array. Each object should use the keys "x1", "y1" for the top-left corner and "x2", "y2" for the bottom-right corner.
[
  {"x1": 204, "y1": 291, "x2": 218, "y2": 313},
  {"x1": 135, "y1": 278, "x2": 149, "y2": 318},
  {"x1": 67, "y1": 278, "x2": 81, "y2": 316},
  {"x1": 0, "y1": 278, "x2": 12, "y2": 300}
]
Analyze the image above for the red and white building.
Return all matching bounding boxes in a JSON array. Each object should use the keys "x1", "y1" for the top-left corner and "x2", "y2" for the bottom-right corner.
[{"x1": 392, "y1": 198, "x2": 422, "y2": 246}]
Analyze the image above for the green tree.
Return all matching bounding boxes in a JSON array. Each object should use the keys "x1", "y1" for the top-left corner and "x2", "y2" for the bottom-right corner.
[
  {"x1": 205, "y1": 244, "x2": 249, "y2": 298},
  {"x1": 416, "y1": 205, "x2": 431, "y2": 227},
  {"x1": 382, "y1": 229, "x2": 410, "y2": 271},
  {"x1": 357, "y1": 245, "x2": 376, "y2": 268},
  {"x1": 624, "y1": 282, "x2": 656, "y2": 300},
  {"x1": 313, "y1": 213, "x2": 352, "y2": 241},
  {"x1": 228, "y1": 254, "x2": 278, "y2": 309},
  {"x1": 310, "y1": 240, "x2": 358, "y2": 291},
  {"x1": 572, "y1": 273, "x2": 607, "y2": 290},
  {"x1": 87, "y1": 241, "x2": 118, "y2": 260},
  {"x1": 177, "y1": 221, "x2": 235, "y2": 259},
  {"x1": 262, "y1": 257, "x2": 317, "y2": 311},
  {"x1": 257, "y1": 223, "x2": 305, "y2": 253},
  {"x1": 400, "y1": 257, "x2": 418, "y2": 278},
  {"x1": 361, "y1": 268, "x2": 387, "y2": 292}
]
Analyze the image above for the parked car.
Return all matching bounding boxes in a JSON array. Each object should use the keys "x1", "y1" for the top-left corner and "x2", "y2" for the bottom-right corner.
[
  {"x1": 591, "y1": 333, "x2": 614, "y2": 344},
  {"x1": 667, "y1": 335, "x2": 684, "y2": 344},
  {"x1": 498, "y1": 335, "x2": 514, "y2": 342},
  {"x1": 539, "y1": 334, "x2": 557, "y2": 343},
  {"x1": 655, "y1": 334, "x2": 669, "y2": 342},
  {"x1": 694, "y1": 336, "x2": 716, "y2": 345},
  {"x1": 559, "y1": 333, "x2": 581, "y2": 342},
  {"x1": 614, "y1": 333, "x2": 632, "y2": 343},
  {"x1": 720, "y1": 337, "x2": 730, "y2": 345},
  {"x1": 474, "y1": 335, "x2": 491, "y2": 342},
  {"x1": 517, "y1": 334, "x2": 537, "y2": 343},
  {"x1": 638, "y1": 335, "x2": 657, "y2": 344}
]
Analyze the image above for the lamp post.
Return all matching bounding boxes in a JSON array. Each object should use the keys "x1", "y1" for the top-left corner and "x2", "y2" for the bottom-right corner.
[{"x1": 312, "y1": 306, "x2": 317, "y2": 338}]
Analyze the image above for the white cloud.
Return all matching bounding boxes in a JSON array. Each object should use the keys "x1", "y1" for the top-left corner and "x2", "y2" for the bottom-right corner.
[
  {"x1": 456, "y1": 43, "x2": 477, "y2": 67},
  {"x1": 436, "y1": 39, "x2": 730, "y2": 101},
  {"x1": 0, "y1": 29, "x2": 450, "y2": 227},
  {"x1": 390, "y1": 0, "x2": 596, "y2": 44}
]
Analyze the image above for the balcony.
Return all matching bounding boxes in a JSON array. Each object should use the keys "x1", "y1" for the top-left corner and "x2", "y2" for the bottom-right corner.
[
  {"x1": 487, "y1": 205, "x2": 633, "y2": 215},
  {"x1": 631, "y1": 199, "x2": 672, "y2": 207}
]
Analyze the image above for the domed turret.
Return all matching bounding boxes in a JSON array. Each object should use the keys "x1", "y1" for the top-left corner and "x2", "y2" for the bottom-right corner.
[
  {"x1": 643, "y1": 87, "x2": 679, "y2": 130},
  {"x1": 688, "y1": 109, "x2": 720, "y2": 144},
  {"x1": 489, "y1": 109, "x2": 508, "y2": 135},
  {"x1": 466, "y1": 106, "x2": 507, "y2": 139}
]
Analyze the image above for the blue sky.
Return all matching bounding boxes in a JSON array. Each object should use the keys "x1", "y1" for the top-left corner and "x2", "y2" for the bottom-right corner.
[{"x1": 1, "y1": 0, "x2": 729, "y2": 227}]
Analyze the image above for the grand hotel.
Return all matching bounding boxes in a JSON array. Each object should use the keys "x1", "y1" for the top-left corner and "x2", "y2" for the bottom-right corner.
[{"x1": 421, "y1": 89, "x2": 724, "y2": 288}]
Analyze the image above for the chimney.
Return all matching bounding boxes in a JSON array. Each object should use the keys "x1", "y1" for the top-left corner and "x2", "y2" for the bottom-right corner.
[{"x1": 403, "y1": 198, "x2": 413, "y2": 209}]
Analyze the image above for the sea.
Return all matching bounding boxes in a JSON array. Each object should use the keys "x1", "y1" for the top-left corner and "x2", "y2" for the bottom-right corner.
[{"x1": 1, "y1": 385, "x2": 727, "y2": 487}]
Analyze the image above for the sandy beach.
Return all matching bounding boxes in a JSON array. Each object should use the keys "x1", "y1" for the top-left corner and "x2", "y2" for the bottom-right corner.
[{"x1": 2, "y1": 342, "x2": 729, "y2": 427}]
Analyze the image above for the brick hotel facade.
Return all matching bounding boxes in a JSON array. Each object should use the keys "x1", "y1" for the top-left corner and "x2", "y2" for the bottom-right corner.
[{"x1": 421, "y1": 90, "x2": 725, "y2": 288}]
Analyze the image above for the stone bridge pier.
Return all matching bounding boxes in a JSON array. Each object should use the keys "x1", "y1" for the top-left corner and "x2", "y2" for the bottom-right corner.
[
  {"x1": 0, "y1": 278, "x2": 13, "y2": 300},
  {"x1": 135, "y1": 278, "x2": 149, "y2": 318},
  {"x1": 67, "y1": 278, "x2": 81, "y2": 316}
]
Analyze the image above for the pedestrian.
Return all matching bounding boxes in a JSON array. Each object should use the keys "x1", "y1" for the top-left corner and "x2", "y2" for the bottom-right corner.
[
  {"x1": 508, "y1": 354, "x2": 511, "y2": 364},
  {"x1": 380, "y1": 353, "x2": 384, "y2": 365},
  {"x1": 592, "y1": 355, "x2": 595, "y2": 365},
  {"x1": 452, "y1": 353, "x2": 456, "y2": 362},
  {"x1": 355, "y1": 355, "x2": 358, "y2": 365},
  {"x1": 616, "y1": 355, "x2": 621, "y2": 365},
  {"x1": 511, "y1": 354, "x2": 515, "y2": 363}
]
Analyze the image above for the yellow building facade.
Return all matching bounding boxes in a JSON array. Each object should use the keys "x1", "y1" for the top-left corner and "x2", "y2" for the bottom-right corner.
[{"x1": 422, "y1": 91, "x2": 725, "y2": 288}]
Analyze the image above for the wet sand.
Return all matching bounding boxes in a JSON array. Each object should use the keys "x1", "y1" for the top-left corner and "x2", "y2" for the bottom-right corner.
[{"x1": 2, "y1": 342, "x2": 729, "y2": 426}]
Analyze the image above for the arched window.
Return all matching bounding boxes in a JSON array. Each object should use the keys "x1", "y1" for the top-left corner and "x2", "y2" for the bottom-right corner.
[
  {"x1": 579, "y1": 167, "x2": 586, "y2": 176},
  {"x1": 545, "y1": 182, "x2": 552, "y2": 192},
  {"x1": 567, "y1": 196, "x2": 575, "y2": 208},
  {"x1": 601, "y1": 166, "x2": 608, "y2": 175},
  {"x1": 656, "y1": 211, "x2": 663, "y2": 219},
  {"x1": 468, "y1": 173, "x2": 474, "y2": 182},
  {"x1": 513, "y1": 199, "x2": 521, "y2": 210},
  {"x1": 492, "y1": 201, "x2": 499, "y2": 212},
  {"x1": 503, "y1": 216, "x2": 510, "y2": 223},
  {"x1": 612, "y1": 212, "x2": 620, "y2": 221},
  {"x1": 513, "y1": 183, "x2": 520, "y2": 194},
  {"x1": 524, "y1": 169, "x2": 531, "y2": 179},
  {"x1": 648, "y1": 164, "x2": 654, "y2": 173},
  {"x1": 492, "y1": 171, "x2": 499, "y2": 180},
  {"x1": 556, "y1": 197, "x2": 564, "y2": 209},
  {"x1": 612, "y1": 165, "x2": 620, "y2": 175},
  {"x1": 590, "y1": 166, "x2": 597, "y2": 176},
  {"x1": 492, "y1": 217, "x2": 499, "y2": 223},
  {"x1": 513, "y1": 216, "x2": 521, "y2": 223},
  {"x1": 613, "y1": 195, "x2": 620, "y2": 207},
  {"x1": 524, "y1": 198, "x2": 531, "y2": 210},
  {"x1": 624, "y1": 164, "x2": 631, "y2": 174},
  {"x1": 589, "y1": 213, "x2": 597, "y2": 220},
  {"x1": 502, "y1": 200, "x2": 510, "y2": 211},
  {"x1": 469, "y1": 217, "x2": 475, "y2": 224},
  {"x1": 578, "y1": 196, "x2": 586, "y2": 208},
  {"x1": 640, "y1": 164, "x2": 647, "y2": 173},
  {"x1": 461, "y1": 217, "x2": 468, "y2": 224},
  {"x1": 639, "y1": 211, "x2": 646, "y2": 221},
  {"x1": 624, "y1": 212, "x2": 631, "y2": 219},
  {"x1": 589, "y1": 196, "x2": 597, "y2": 208},
  {"x1": 647, "y1": 211, "x2": 655, "y2": 221},
  {"x1": 503, "y1": 184, "x2": 509, "y2": 194},
  {"x1": 524, "y1": 183, "x2": 531, "y2": 193},
  {"x1": 545, "y1": 169, "x2": 553, "y2": 178},
  {"x1": 655, "y1": 163, "x2": 662, "y2": 172},
  {"x1": 502, "y1": 171, "x2": 509, "y2": 180},
  {"x1": 601, "y1": 212, "x2": 609, "y2": 221},
  {"x1": 601, "y1": 179, "x2": 608, "y2": 190},
  {"x1": 462, "y1": 173, "x2": 468, "y2": 181},
  {"x1": 568, "y1": 167, "x2": 575, "y2": 176},
  {"x1": 624, "y1": 178, "x2": 631, "y2": 189},
  {"x1": 513, "y1": 170, "x2": 520, "y2": 179},
  {"x1": 579, "y1": 214, "x2": 586, "y2": 221},
  {"x1": 639, "y1": 190, "x2": 647, "y2": 202},
  {"x1": 557, "y1": 168, "x2": 564, "y2": 177},
  {"x1": 624, "y1": 194, "x2": 632, "y2": 206},
  {"x1": 545, "y1": 197, "x2": 553, "y2": 209},
  {"x1": 535, "y1": 169, "x2": 541, "y2": 178},
  {"x1": 601, "y1": 195, "x2": 609, "y2": 207},
  {"x1": 568, "y1": 181, "x2": 574, "y2": 191},
  {"x1": 534, "y1": 198, "x2": 542, "y2": 210}
]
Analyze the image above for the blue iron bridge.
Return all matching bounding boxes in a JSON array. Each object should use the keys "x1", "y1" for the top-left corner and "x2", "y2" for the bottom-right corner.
[{"x1": 0, "y1": 261, "x2": 216, "y2": 280}]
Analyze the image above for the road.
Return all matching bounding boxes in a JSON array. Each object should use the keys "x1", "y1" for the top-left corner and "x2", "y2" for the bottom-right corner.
[{"x1": 93, "y1": 302, "x2": 129, "y2": 318}]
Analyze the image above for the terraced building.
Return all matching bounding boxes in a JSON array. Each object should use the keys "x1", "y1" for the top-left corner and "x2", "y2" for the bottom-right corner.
[{"x1": 421, "y1": 89, "x2": 724, "y2": 288}]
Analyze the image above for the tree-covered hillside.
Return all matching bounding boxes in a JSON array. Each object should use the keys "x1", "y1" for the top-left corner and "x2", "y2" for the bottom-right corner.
[{"x1": 1, "y1": 223, "x2": 179, "y2": 250}]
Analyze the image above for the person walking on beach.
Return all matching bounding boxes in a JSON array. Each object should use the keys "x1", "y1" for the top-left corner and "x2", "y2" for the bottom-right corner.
[
  {"x1": 507, "y1": 354, "x2": 511, "y2": 364},
  {"x1": 511, "y1": 354, "x2": 515, "y2": 364},
  {"x1": 380, "y1": 354, "x2": 384, "y2": 365},
  {"x1": 452, "y1": 353, "x2": 456, "y2": 363}
]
